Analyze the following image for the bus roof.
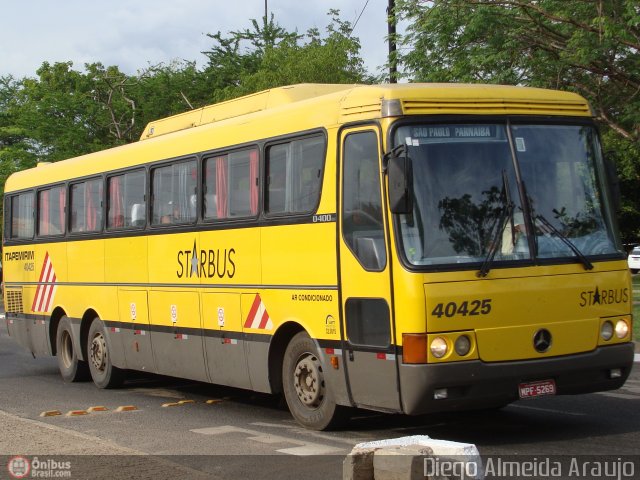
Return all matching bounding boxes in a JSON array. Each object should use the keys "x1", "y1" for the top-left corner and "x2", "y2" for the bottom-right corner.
[{"x1": 5, "y1": 83, "x2": 592, "y2": 193}]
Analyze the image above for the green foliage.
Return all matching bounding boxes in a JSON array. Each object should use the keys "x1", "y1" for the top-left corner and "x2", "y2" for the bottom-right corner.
[
  {"x1": 202, "y1": 11, "x2": 369, "y2": 102},
  {"x1": 396, "y1": 0, "x2": 640, "y2": 242}
]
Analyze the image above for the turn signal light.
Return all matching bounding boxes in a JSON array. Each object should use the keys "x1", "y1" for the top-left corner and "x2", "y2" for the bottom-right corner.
[{"x1": 402, "y1": 334, "x2": 429, "y2": 364}]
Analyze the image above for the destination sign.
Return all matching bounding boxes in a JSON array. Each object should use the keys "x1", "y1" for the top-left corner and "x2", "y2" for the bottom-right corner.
[{"x1": 411, "y1": 125, "x2": 498, "y2": 139}]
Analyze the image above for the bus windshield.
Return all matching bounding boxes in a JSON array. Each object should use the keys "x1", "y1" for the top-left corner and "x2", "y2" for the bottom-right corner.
[{"x1": 394, "y1": 122, "x2": 622, "y2": 269}]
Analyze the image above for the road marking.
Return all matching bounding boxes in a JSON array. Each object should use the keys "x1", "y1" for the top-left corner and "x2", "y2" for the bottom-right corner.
[
  {"x1": 191, "y1": 425, "x2": 345, "y2": 455},
  {"x1": 507, "y1": 404, "x2": 586, "y2": 416},
  {"x1": 249, "y1": 421, "x2": 370, "y2": 446},
  {"x1": 594, "y1": 391, "x2": 639, "y2": 400},
  {"x1": 250, "y1": 422, "x2": 292, "y2": 428},
  {"x1": 634, "y1": 354, "x2": 640, "y2": 363},
  {"x1": 277, "y1": 444, "x2": 345, "y2": 456},
  {"x1": 129, "y1": 388, "x2": 185, "y2": 399}
]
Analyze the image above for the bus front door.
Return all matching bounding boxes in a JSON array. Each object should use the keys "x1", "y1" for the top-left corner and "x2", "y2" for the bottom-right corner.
[{"x1": 338, "y1": 128, "x2": 400, "y2": 412}]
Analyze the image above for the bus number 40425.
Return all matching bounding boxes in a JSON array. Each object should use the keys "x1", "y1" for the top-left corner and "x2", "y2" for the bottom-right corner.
[{"x1": 431, "y1": 299, "x2": 492, "y2": 318}]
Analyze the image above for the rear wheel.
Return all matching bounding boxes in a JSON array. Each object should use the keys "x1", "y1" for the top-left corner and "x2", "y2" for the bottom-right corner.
[
  {"x1": 282, "y1": 331, "x2": 346, "y2": 430},
  {"x1": 56, "y1": 316, "x2": 89, "y2": 382},
  {"x1": 87, "y1": 317, "x2": 124, "y2": 388}
]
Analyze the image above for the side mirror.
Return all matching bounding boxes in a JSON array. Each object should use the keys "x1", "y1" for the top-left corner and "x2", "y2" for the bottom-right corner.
[{"x1": 387, "y1": 150, "x2": 413, "y2": 214}]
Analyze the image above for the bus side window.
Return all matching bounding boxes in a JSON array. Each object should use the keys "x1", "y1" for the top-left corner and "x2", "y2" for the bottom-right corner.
[
  {"x1": 9, "y1": 192, "x2": 35, "y2": 239},
  {"x1": 108, "y1": 170, "x2": 145, "y2": 229},
  {"x1": 151, "y1": 159, "x2": 197, "y2": 226},
  {"x1": 70, "y1": 178, "x2": 103, "y2": 233},
  {"x1": 265, "y1": 135, "x2": 325, "y2": 215},
  {"x1": 203, "y1": 148, "x2": 258, "y2": 220},
  {"x1": 37, "y1": 186, "x2": 66, "y2": 237}
]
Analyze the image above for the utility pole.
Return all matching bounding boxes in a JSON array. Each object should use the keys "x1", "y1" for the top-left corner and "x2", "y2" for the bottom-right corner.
[
  {"x1": 265, "y1": 0, "x2": 268, "y2": 20},
  {"x1": 387, "y1": 0, "x2": 397, "y2": 83}
]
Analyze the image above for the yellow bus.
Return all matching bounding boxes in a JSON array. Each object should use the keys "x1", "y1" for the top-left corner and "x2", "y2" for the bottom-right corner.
[{"x1": 3, "y1": 83, "x2": 634, "y2": 430}]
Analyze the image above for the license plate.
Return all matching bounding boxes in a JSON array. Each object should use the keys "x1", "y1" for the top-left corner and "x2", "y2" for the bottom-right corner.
[{"x1": 518, "y1": 379, "x2": 556, "y2": 399}]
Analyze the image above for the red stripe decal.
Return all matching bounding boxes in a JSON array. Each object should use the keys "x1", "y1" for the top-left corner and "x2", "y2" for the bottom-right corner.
[
  {"x1": 244, "y1": 294, "x2": 262, "y2": 328},
  {"x1": 258, "y1": 309, "x2": 270, "y2": 330},
  {"x1": 37, "y1": 253, "x2": 49, "y2": 284}
]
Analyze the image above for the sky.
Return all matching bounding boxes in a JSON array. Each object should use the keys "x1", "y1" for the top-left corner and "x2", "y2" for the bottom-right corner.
[{"x1": 0, "y1": 0, "x2": 391, "y2": 79}]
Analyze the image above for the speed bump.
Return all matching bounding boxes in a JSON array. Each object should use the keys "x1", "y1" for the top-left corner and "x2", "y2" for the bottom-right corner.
[
  {"x1": 66, "y1": 410, "x2": 89, "y2": 417},
  {"x1": 39, "y1": 410, "x2": 62, "y2": 417},
  {"x1": 87, "y1": 406, "x2": 109, "y2": 412},
  {"x1": 115, "y1": 405, "x2": 138, "y2": 412}
]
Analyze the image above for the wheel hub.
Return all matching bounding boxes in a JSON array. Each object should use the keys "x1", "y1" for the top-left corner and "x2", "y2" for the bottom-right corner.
[
  {"x1": 90, "y1": 333, "x2": 107, "y2": 372},
  {"x1": 60, "y1": 330, "x2": 73, "y2": 368},
  {"x1": 293, "y1": 354, "x2": 324, "y2": 407}
]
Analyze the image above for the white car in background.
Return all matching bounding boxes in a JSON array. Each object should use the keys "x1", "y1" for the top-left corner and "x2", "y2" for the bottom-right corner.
[{"x1": 628, "y1": 246, "x2": 640, "y2": 274}]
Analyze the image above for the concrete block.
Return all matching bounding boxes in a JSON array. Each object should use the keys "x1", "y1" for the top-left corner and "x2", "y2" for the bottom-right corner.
[
  {"x1": 343, "y1": 447, "x2": 375, "y2": 480},
  {"x1": 373, "y1": 445, "x2": 434, "y2": 480},
  {"x1": 344, "y1": 436, "x2": 482, "y2": 480}
]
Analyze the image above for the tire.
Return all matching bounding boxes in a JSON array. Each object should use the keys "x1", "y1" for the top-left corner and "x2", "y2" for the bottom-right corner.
[
  {"x1": 282, "y1": 331, "x2": 347, "y2": 430},
  {"x1": 87, "y1": 317, "x2": 124, "y2": 389},
  {"x1": 56, "y1": 316, "x2": 90, "y2": 382}
]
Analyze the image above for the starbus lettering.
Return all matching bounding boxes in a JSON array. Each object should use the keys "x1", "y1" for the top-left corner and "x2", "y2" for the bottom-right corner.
[
  {"x1": 176, "y1": 240, "x2": 236, "y2": 279},
  {"x1": 579, "y1": 286, "x2": 629, "y2": 307}
]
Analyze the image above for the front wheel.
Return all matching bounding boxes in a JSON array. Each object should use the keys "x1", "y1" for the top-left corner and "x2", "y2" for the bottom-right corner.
[
  {"x1": 87, "y1": 318, "x2": 124, "y2": 389},
  {"x1": 282, "y1": 331, "x2": 346, "y2": 430},
  {"x1": 56, "y1": 316, "x2": 89, "y2": 382}
]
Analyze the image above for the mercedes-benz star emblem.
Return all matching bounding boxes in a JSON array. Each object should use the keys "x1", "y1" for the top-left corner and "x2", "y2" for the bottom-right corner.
[{"x1": 533, "y1": 329, "x2": 552, "y2": 353}]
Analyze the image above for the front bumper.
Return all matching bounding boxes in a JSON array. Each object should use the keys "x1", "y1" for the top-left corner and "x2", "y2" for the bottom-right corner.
[{"x1": 399, "y1": 342, "x2": 635, "y2": 415}]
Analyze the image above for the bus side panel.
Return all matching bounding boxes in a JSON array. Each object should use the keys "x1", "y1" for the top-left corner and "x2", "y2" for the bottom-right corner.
[
  {"x1": 198, "y1": 227, "x2": 262, "y2": 388},
  {"x1": 118, "y1": 289, "x2": 155, "y2": 372},
  {"x1": 201, "y1": 292, "x2": 252, "y2": 389},
  {"x1": 149, "y1": 290, "x2": 208, "y2": 382},
  {"x1": 105, "y1": 236, "x2": 148, "y2": 368}
]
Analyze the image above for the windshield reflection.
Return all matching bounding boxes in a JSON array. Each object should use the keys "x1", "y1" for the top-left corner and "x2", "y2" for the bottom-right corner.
[{"x1": 393, "y1": 123, "x2": 621, "y2": 269}]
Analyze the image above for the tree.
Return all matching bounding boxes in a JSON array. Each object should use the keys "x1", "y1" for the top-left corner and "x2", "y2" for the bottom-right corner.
[
  {"x1": 201, "y1": 10, "x2": 369, "y2": 102},
  {"x1": 395, "y1": 0, "x2": 640, "y2": 241}
]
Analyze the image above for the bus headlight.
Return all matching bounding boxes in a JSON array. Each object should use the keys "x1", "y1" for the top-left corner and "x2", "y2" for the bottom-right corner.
[
  {"x1": 615, "y1": 319, "x2": 629, "y2": 339},
  {"x1": 430, "y1": 337, "x2": 448, "y2": 358},
  {"x1": 454, "y1": 335, "x2": 471, "y2": 356},
  {"x1": 600, "y1": 321, "x2": 614, "y2": 341}
]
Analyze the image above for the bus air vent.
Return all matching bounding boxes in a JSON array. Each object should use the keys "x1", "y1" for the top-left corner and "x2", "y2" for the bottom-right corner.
[{"x1": 5, "y1": 289, "x2": 23, "y2": 313}]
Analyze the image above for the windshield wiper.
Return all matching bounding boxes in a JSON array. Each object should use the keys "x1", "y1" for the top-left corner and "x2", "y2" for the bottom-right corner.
[
  {"x1": 534, "y1": 214, "x2": 594, "y2": 270},
  {"x1": 478, "y1": 170, "x2": 514, "y2": 278}
]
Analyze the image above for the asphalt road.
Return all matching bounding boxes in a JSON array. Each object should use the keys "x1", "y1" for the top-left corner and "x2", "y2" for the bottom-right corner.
[{"x1": 0, "y1": 319, "x2": 638, "y2": 479}]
